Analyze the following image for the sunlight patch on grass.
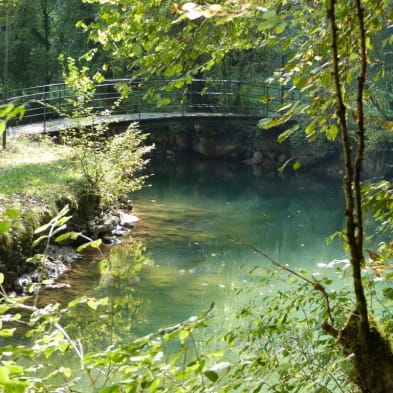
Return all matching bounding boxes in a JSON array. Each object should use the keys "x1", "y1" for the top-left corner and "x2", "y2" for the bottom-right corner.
[{"x1": 0, "y1": 137, "x2": 82, "y2": 204}]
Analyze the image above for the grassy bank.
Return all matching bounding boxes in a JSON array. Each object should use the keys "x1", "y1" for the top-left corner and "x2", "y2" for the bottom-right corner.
[
  {"x1": 0, "y1": 136, "x2": 81, "y2": 207},
  {"x1": 0, "y1": 136, "x2": 87, "y2": 290},
  {"x1": 0, "y1": 124, "x2": 153, "y2": 290}
]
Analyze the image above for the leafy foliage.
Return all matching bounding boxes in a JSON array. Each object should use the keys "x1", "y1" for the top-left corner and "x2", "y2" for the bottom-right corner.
[
  {"x1": 0, "y1": 0, "x2": 97, "y2": 89},
  {"x1": 2, "y1": 0, "x2": 393, "y2": 392},
  {"x1": 58, "y1": 57, "x2": 154, "y2": 208}
]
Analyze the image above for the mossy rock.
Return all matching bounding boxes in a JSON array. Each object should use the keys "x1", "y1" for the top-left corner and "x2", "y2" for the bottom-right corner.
[{"x1": 0, "y1": 190, "x2": 102, "y2": 292}]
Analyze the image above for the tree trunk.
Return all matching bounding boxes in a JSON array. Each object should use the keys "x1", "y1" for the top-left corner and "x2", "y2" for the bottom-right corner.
[{"x1": 327, "y1": 1, "x2": 393, "y2": 391}]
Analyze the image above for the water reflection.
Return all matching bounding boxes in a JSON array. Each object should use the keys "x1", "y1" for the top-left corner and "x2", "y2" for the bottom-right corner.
[
  {"x1": 39, "y1": 157, "x2": 345, "y2": 343},
  {"x1": 114, "y1": 158, "x2": 344, "y2": 335}
]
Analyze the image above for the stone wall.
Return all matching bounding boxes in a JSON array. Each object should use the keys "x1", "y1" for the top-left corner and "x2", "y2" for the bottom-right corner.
[{"x1": 138, "y1": 118, "x2": 342, "y2": 173}]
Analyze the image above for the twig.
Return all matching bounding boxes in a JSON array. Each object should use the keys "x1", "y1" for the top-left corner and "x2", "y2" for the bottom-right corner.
[{"x1": 227, "y1": 235, "x2": 335, "y2": 326}]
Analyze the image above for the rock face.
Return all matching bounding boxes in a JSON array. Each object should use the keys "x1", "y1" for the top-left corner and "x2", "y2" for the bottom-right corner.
[
  {"x1": 192, "y1": 134, "x2": 239, "y2": 157},
  {"x1": 138, "y1": 118, "x2": 347, "y2": 174}
]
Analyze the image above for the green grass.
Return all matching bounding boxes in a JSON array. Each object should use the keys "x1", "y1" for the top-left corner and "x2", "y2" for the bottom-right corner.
[{"x1": 0, "y1": 136, "x2": 82, "y2": 207}]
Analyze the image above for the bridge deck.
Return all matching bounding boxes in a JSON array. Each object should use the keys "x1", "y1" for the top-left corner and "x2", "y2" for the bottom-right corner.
[{"x1": 7, "y1": 112, "x2": 267, "y2": 136}]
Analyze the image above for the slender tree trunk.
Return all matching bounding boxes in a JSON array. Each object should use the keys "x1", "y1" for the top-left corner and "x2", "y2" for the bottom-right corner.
[
  {"x1": 40, "y1": 0, "x2": 52, "y2": 85},
  {"x1": 326, "y1": 1, "x2": 393, "y2": 391}
]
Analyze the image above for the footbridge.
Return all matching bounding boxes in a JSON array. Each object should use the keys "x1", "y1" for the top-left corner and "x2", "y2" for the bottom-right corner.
[{"x1": 2, "y1": 78, "x2": 301, "y2": 147}]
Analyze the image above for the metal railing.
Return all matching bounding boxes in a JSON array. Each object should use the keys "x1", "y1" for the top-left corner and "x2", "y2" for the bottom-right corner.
[{"x1": 2, "y1": 78, "x2": 303, "y2": 147}]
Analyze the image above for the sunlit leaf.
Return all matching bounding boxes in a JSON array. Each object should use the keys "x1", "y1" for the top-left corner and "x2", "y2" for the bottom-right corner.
[
  {"x1": 179, "y1": 329, "x2": 190, "y2": 342},
  {"x1": 32, "y1": 235, "x2": 48, "y2": 248},
  {"x1": 326, "y1": 124, "x2": 339, "y2": 141},
  {"x1": 34, "y1": 223, "x2": 51, "y2": 234},
  {"x1": 5, "y1": 209, "x2": 21, "y2": 220},
  {"x1": 293, "y1": 161, "x2": 301, "y2": 170},
  {"x1": 0, "y1": 367, "x2": 9, "y2": 384},
  {"x1": 55, "y1": 232, "x2": 81, "y2": 243},
  {"x1": 0, "y1": 329, "x2": 15, "y2": 337},
  {"x1": 0, "y1": 221, "x2": 11, "y2": 233}
]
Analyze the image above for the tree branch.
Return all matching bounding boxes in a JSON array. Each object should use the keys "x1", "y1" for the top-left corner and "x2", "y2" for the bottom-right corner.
[{"x1": 227, "y1": 235, "x2": 335, "y2": 326}]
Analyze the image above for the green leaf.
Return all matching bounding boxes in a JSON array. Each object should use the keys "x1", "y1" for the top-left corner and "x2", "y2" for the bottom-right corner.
[
  {"x1": 4, "y1": 381, "x2": 28, "y2": 393},
  {"x1": 0, "y1": 104, "x2": 14, "y2": 117},
  {"x1": 0, "y1": 273, "x2": 4, "y2": 285},
  {"x1": 148, "y1": 378, "x2": 160, "y2": 393},
  {"x1": 326, "y1": 124, "x2": 339, "y2": 141},
  {"x1": 179, "y1": 329, "x2": 190, "y2": 342},
  {"x1": 98, "y1": 260, "x2": 109, "y2": 271},
  {"x1": 90, "y1": 239, "x2": 102, "y2": 248},
  {"x1": 259, "y1": 96, "x2": 273, "y2": 103},
  {"x1": 52, "y1": 224, "x2": 68, "y2": 236},
  {"x1": 34, "y1": 223, "x2": 51, "y2": 234},
  {"x1": 263, "y1": 9, "x2": 278, "y2": 21},
  {"x1": 305, "y1": 123, "x2": 316, "y2": 136},
  {"x1": 32, "y1": 235, "x2": 48, "y2": 248},
  {"x1": 26, "y1": 254, "x2": 43, "y2": 264},
  {"x1": 56, "y1": 216, "x2": 71, "y2": 227},
  {"x1": 0, "y1": 303, "x2": 9, "y2": 315},
  {"x1": 93, "y1": 72, "x2": 105, "y2": 84},
  {"x1": 87, "y1": 298, "x2": 99, "y2": 310},
  {"x1": 293, "y1": 161, "x2": 301, "y2": 170},
  {"x1": 61, "y1": 368, "x2": 72, "y2": 378},
  {"x1": 55, "y1": 232, "x2": 81, "y2": 243},
  {"x1": 278, "y1": 158, "x2": 292, "y2": 174},
  {"x1": 204, "y1": 370, "x2": 219, "y2": 382},
  {"x1": 276, "y1": 102, "x2": 293, "y2": 112},
  {"x1": 277, "y1": 129, "x2": 294, "y2": 143},
  {"x1": 157, "y1": 97, "x2": 171, "y2": 108},
  {"x1": 68, "y1": 296, "x2": 88, "y2": 308},
  {"x1": 5, "y1": 209, "x2": 21, "y2": 220},
  {"x1": 275, "y1": 22, "x2": 287, "y2": 34},
  {"x1": 133, "y1": 44, "x2": 143, "y2": 56},
  {"x1": 6, "y1": 365, "x2": 23, "y2": 377},
  {"x1": 76, "y1": 243, "x2": 91, "y2": 253},
  {"x1": 0, "y1": 221, "x2": 11, "y2": 233},
  {"x1": 0, "y1": 329, "x2": 15, "y2": 337},
  {"x1": 382, "y1": 287, "x2": 393, "y2": 300},
  {"x1": 174, "y1": 79, "x2": 185, "y2": 89},
  {"x1": 0, "y1": 367, "x2": 10, "y2": 384}
]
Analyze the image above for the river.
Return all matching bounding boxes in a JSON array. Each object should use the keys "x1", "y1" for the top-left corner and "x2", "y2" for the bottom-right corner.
[{"x1": 37, "y1": 157, "x2": 345, "y2": 346}]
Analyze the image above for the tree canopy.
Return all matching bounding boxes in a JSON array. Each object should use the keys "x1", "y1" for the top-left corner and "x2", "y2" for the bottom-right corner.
[{"x1": 1, "y1": 0, "x2": 393, "y2": 392}]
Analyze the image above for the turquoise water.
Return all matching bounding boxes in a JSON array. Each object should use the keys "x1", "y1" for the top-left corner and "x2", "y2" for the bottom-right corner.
[{"x1": 39, "y1": 158, "x2": 345, "y2": 343}]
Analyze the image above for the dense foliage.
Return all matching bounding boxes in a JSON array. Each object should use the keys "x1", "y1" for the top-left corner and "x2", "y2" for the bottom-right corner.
[
  {"x1": 1, "y1": 0, "x2": 393, "y2": 392},
  {"x1": 0, "y1": 0, "x2": 97, "y2": 90}
]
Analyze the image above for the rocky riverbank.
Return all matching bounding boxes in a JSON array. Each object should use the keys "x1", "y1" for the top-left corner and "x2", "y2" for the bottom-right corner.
[{"x1": 0, "y1": 194, "x2": 139, "y2": 293}]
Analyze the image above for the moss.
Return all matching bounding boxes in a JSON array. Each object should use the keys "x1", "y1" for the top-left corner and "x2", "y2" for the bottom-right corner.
[
  {"x1": 0, "y1": 189, "x2": 102, "y2": 291},
  {"x1": 338, "y1": 311, "x2": 393, "y2": 392}
]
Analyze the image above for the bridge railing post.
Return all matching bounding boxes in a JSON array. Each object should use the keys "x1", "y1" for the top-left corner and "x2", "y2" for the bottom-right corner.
[{"x1": 225, "y1": 80, "x2": 229, "y2": 115}]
